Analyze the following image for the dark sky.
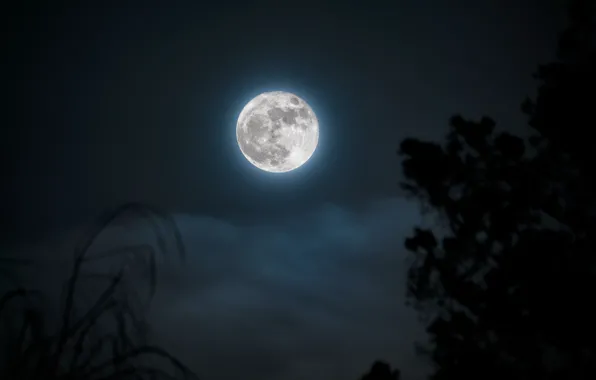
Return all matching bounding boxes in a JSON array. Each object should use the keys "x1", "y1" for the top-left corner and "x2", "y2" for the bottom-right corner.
[{"x1": 4, "y1": 1, "x2": 565, "y2": 379}]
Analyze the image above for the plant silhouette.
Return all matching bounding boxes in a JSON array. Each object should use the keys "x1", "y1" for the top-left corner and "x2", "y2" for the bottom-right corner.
[
  {"x1": 359, "y1": 361, "x2": 401, "y2": 380},
  {"x1": 0, "y1": 203, "x2": 200, "y2": 380},
  {"x1": 397, "y1": 0, "x2": 596, "y2": 379}
]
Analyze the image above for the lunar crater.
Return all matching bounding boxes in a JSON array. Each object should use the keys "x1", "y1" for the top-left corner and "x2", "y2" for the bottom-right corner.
[{"x1": 236, "y1": 91, "x2": 318, "y2": 173}]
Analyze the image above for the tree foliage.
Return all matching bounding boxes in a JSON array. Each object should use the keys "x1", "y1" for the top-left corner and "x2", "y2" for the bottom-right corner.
[{"x1": 398, "y1": 1, "x2": 596, "y2": 379}]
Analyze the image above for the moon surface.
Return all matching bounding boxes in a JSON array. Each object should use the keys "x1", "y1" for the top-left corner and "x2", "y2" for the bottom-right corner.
[{"x1": 236, "y1": 91, "x2": 319, "y2": 173}]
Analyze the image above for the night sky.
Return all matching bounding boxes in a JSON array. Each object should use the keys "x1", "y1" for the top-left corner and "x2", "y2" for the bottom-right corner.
[{"x1": 4, "y1": 1, "x2": 565, "y2": 379}]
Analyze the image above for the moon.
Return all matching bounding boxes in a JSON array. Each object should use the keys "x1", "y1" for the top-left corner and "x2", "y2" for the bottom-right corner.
[{"x1": 236, "y1": 91, "x2": 319, "y2": 173}]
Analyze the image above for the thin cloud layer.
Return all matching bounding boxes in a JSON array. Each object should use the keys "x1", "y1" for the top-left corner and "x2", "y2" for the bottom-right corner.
[
  {"x1": 149, "y1": 198, "x2": 430, "y2": 380},
  {"x1": 1, "y1": 198, "x2": 431, "y2": 380}
]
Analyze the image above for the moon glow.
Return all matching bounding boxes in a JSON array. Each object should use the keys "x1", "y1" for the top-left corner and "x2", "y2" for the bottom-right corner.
[{"x1": 236, "y1": 91, "x2": 319, "y2": 173}]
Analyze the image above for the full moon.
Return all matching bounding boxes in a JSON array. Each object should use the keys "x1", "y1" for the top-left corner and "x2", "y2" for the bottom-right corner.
[{"x1": 236, "y1": 91, "x2": 319, "y2": 173}]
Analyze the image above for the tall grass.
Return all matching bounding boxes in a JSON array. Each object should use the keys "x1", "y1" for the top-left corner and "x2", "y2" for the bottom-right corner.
[{"x1": 0, "y1": 203, "x2": 200, "y2": 380}]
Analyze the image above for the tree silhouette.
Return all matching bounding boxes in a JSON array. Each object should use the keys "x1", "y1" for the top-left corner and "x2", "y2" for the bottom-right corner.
[
  {"x1": 359, "y1": 361, "x2": 400, "y2": 380},
  {"x1": 398, "y1": 1, "x2": 596, "y2": 379}
]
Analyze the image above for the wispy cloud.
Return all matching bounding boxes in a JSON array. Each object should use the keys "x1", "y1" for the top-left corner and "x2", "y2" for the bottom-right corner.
[
  {"x1": 2, "y1": 197, "x2": 430, "y2": 380},
  {"x1": 148, "y1": 197, "x2": 430, "y2": 380}
]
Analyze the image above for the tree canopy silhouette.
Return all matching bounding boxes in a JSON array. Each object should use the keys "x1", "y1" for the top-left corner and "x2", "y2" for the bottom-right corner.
[
  {"x1": 358, "y1": 361, "x2": 400, "y2": 380},
  {"x1": 398, "y1": 0, "x2": 596, "y2": 379}
]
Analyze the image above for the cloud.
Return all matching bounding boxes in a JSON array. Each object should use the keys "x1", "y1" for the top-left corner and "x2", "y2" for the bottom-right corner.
[
  {"x1": 0, "y1": 197, "x2": 431, "y2": 380},
  {"x1": 147, "y1": 197, "x2": 430, "y2": 380}
]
